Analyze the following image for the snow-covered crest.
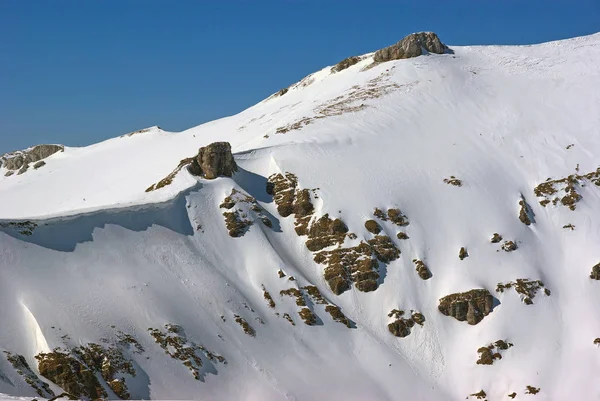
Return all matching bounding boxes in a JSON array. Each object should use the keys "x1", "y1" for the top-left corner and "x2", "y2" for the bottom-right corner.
[{"x1": 1, "y1": 32, "x2": 600, "y2": 400}]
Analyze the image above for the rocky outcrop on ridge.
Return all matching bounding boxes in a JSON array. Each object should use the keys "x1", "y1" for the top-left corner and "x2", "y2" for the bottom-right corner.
[{"x1": 373, "y1": 32, "x2": 448, "y2": 62}]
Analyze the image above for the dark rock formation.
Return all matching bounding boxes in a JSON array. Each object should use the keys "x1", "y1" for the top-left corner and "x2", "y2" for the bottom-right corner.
[
  {"x1": 438, "y1": 289, "x2": 494, "y2": 325},
  {"x1": 374, "y1": 32, "x2": 448, "y2": 62},
  {"x1": 413, "y1": 259, "x2": 432, "y2": 280},
  {"x1": 189, "y1": 142, "x2": 237, "y2": 179},
  {"x1": 591, "y1": 263, "x2": 600, "y2": 280},
  {"x1": 364, "y1": 219, "x2": 381, "y2": 234},
  {"x1": 388, "y1": 319, "x2": 413, "y2": 337}
]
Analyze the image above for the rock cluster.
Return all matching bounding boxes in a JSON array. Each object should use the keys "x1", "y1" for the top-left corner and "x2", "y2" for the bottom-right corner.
[
  {"x1": 1, "y1": 144, "x2": 63, "y2": 175},
  {"x1": 373, "y1": 32, "x2": 448, "y2": 62}
]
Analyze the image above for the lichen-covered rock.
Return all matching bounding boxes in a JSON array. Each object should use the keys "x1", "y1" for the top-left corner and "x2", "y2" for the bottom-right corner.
[
  {"x1": 438, "y1": 289, "x2": 494, "y2": 325},
  {"x1": 373, "y1": 32, "x2": 448, "y2": 62},
  {"x1": 189, "y1": 142, "x2": 237, "y2": 179}
]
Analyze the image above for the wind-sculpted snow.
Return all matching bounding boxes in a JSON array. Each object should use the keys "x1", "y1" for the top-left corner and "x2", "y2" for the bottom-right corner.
[{"x1": 1, "y1": 32, "x2": 600, "y2": 400}]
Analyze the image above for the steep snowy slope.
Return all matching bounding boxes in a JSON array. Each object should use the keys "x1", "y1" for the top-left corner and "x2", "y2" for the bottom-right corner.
[{"x1": 1, "y1": 32, "x2": 600, "y2": 400}]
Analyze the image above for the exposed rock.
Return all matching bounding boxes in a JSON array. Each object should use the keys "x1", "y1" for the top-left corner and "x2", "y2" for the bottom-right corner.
[
  {"x1": 469, "y1": 390, "x2": 487, "y2": 399},
  {"x1": 331, "y1": 56, "x2": 361, "y2": 73},
  {"x1": 280, "y1": 288, "x2": 306, "y2": 307},
  {"x1": 364, "y1": 219, "x2": 381, "y2": 234},
  {"x1": 27, "y1": 145, "x2": 64, "y2": 162},
  {"x1": 4, "y1": 155, "x2": 25, "y2": 170},
  {"x1": 459, "y1": 247, "x2": 469, "y2": 260},
  {"x1": 525, "y1": 385, "x2": 540, "y2": 395},
  {"x1": 146, "y1": 157, "x2": 194, "y2": 192},
  {"x1": 367, "y1": 235, "x2": 400, "y2": 263},
  {"x1": 262, "y1": 286, "x2": 276, "y2": 308},
  {"x1": 302, "y1": 285, "x2": 328, "y2": 304},
  {"x1": 325, "y1": 305, "x2": 351, "y2": 327},
  {"x1": 4, "y1": 352, "x2": 54, "y2": 397},
  {"x1": 413, "y1": 259, "x2": 432, "y2": 280},
  {"x1": 33, "y1": 161, "x2": 46, "y2": 169},
  {"x1": 17, "y1": 164, "x2": 29, "y2": 175},
  {"x1": 501, "y1": 240, "x2": 518, "y2": 252},
  {"x1": 149, "y1": 324, "x2": 226, "y2": 378},
  {"x1": 189, "y1": 142, "x2": 237, "y2": 179},
  {"x1": 534, "y1": 168, "x2": 600, "y2": 211},
  {"x1": 299, "y1": 308, "x2": 317, "y2": 325},
  {"x1": 476, "y1": 340, "x2": 513, "y2": 365},
  {"x1": 387, "y1": 309, "x2": 425, "y2": 338},
  {"x1": 496, "y1": 279, "x2": 550, "y2": 305},
  {"x1": 396, "y1": 232, "x2": 409, "y2": 240},
  {"x1": 305, "y1": 214, "x2": 348, "y2": 252},
  {"x1": 4, "y1": 170, "x2": 14, "y2": 177},
  {"x1": 373, "y1": 32, "x2": 448, "y2": 62},
  {"x1": 591, "y1": 263, "x2": 600, "y2": 280},
  {"x1": 1, "y1": 144, "x2": 63, "y2": 172},
  {"x1": 443, "y1": 176, "x2": 462, "y2": 186},
  {"x1": 438, "y1": 289, "x2": 494, "y2": 325},
  {"x1": 233, "y1": 315, "x2": 256, "y2": 336},
  {"x1": 490, "y1": 233, "x2": 503, "y2": 243},
  {"x1": 36, "y1": 350, "x2": 107, "y2": 400},
  {"x1": 276, "y1": 88, "x2": 289, "y2": 97},
  {"x1": 388, "y1": 318, "x2": 413, "y2": 337},
  {"x1": 374, "y1": 207, "x2": 409, "y2": 226},
  {"x1": 519, "y1": 197, "x2": 534, "y2": 225}
]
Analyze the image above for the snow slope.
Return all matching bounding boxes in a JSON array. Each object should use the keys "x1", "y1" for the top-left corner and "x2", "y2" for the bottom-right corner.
[{"x1": 1, "y1": 33, "x2": 600, "y2": 400}]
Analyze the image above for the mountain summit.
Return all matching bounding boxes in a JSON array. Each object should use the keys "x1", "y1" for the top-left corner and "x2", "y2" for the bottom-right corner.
[{"x1": 1, "y1": 32, "x2": 600, "y2": 400}]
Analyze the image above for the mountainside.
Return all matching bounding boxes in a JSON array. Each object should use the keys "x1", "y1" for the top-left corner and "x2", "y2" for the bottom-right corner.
[{"x1": 1, "y1": 32, "x2": 600, "y2": 401}]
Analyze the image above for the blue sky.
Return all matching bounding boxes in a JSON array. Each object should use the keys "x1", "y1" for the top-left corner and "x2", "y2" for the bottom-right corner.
[{"x1": 1, "y1": 0, "x2": 598, "y2": 154}]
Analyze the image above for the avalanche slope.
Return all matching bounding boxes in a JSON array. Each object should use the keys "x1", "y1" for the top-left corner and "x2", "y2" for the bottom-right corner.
[{"x1": 0, "y1": 32, "x2": 600, "y2": 400}]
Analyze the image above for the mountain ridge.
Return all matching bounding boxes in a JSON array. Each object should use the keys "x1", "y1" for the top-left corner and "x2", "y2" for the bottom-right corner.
[{"x1": 1, "y1": 32, "x2": 600, "y2": 400}]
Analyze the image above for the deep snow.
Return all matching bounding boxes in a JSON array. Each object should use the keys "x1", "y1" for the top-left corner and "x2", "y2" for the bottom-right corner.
[{"x1": 1, "y1": 33, "x2": 600, "y2": 400}]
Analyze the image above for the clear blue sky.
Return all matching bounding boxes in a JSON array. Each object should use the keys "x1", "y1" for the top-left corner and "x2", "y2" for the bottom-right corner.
[{"x1": 1, "y1": 0, "x2": 598, "y2": 154}]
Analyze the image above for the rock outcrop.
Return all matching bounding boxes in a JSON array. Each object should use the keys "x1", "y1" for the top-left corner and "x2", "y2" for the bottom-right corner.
[
  {"x1": 438, "y1": 289, "x2": 494, "y2": 325},
  {"x1": 590, "y1": 263, "x2": 600, "y2": 280},
  {"x1": 331, "y1": 56, "x2": 361, "y2": 73},
  {"x1": 1, "y1": 144, "x2": 64, "y2": 172},
  {"x1": 189, "y1": 142, "x2": 237, "y2": 179},
  {"x1": 373, "y1": 32, "x2": 448, "y2": 62}
]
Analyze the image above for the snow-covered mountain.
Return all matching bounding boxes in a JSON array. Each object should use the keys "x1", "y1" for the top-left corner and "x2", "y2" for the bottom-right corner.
[{"x1": 1, "y1": 32, "x2": 600, "y2": 401}]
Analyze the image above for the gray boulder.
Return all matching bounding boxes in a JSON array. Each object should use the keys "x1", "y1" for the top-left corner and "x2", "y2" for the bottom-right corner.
[
  {"x1": 374, "y1": 32, "x2": 448, "y2": 62},
  {"x1": 189, "y1": 142, "x2": 237, "y2": 179}
]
